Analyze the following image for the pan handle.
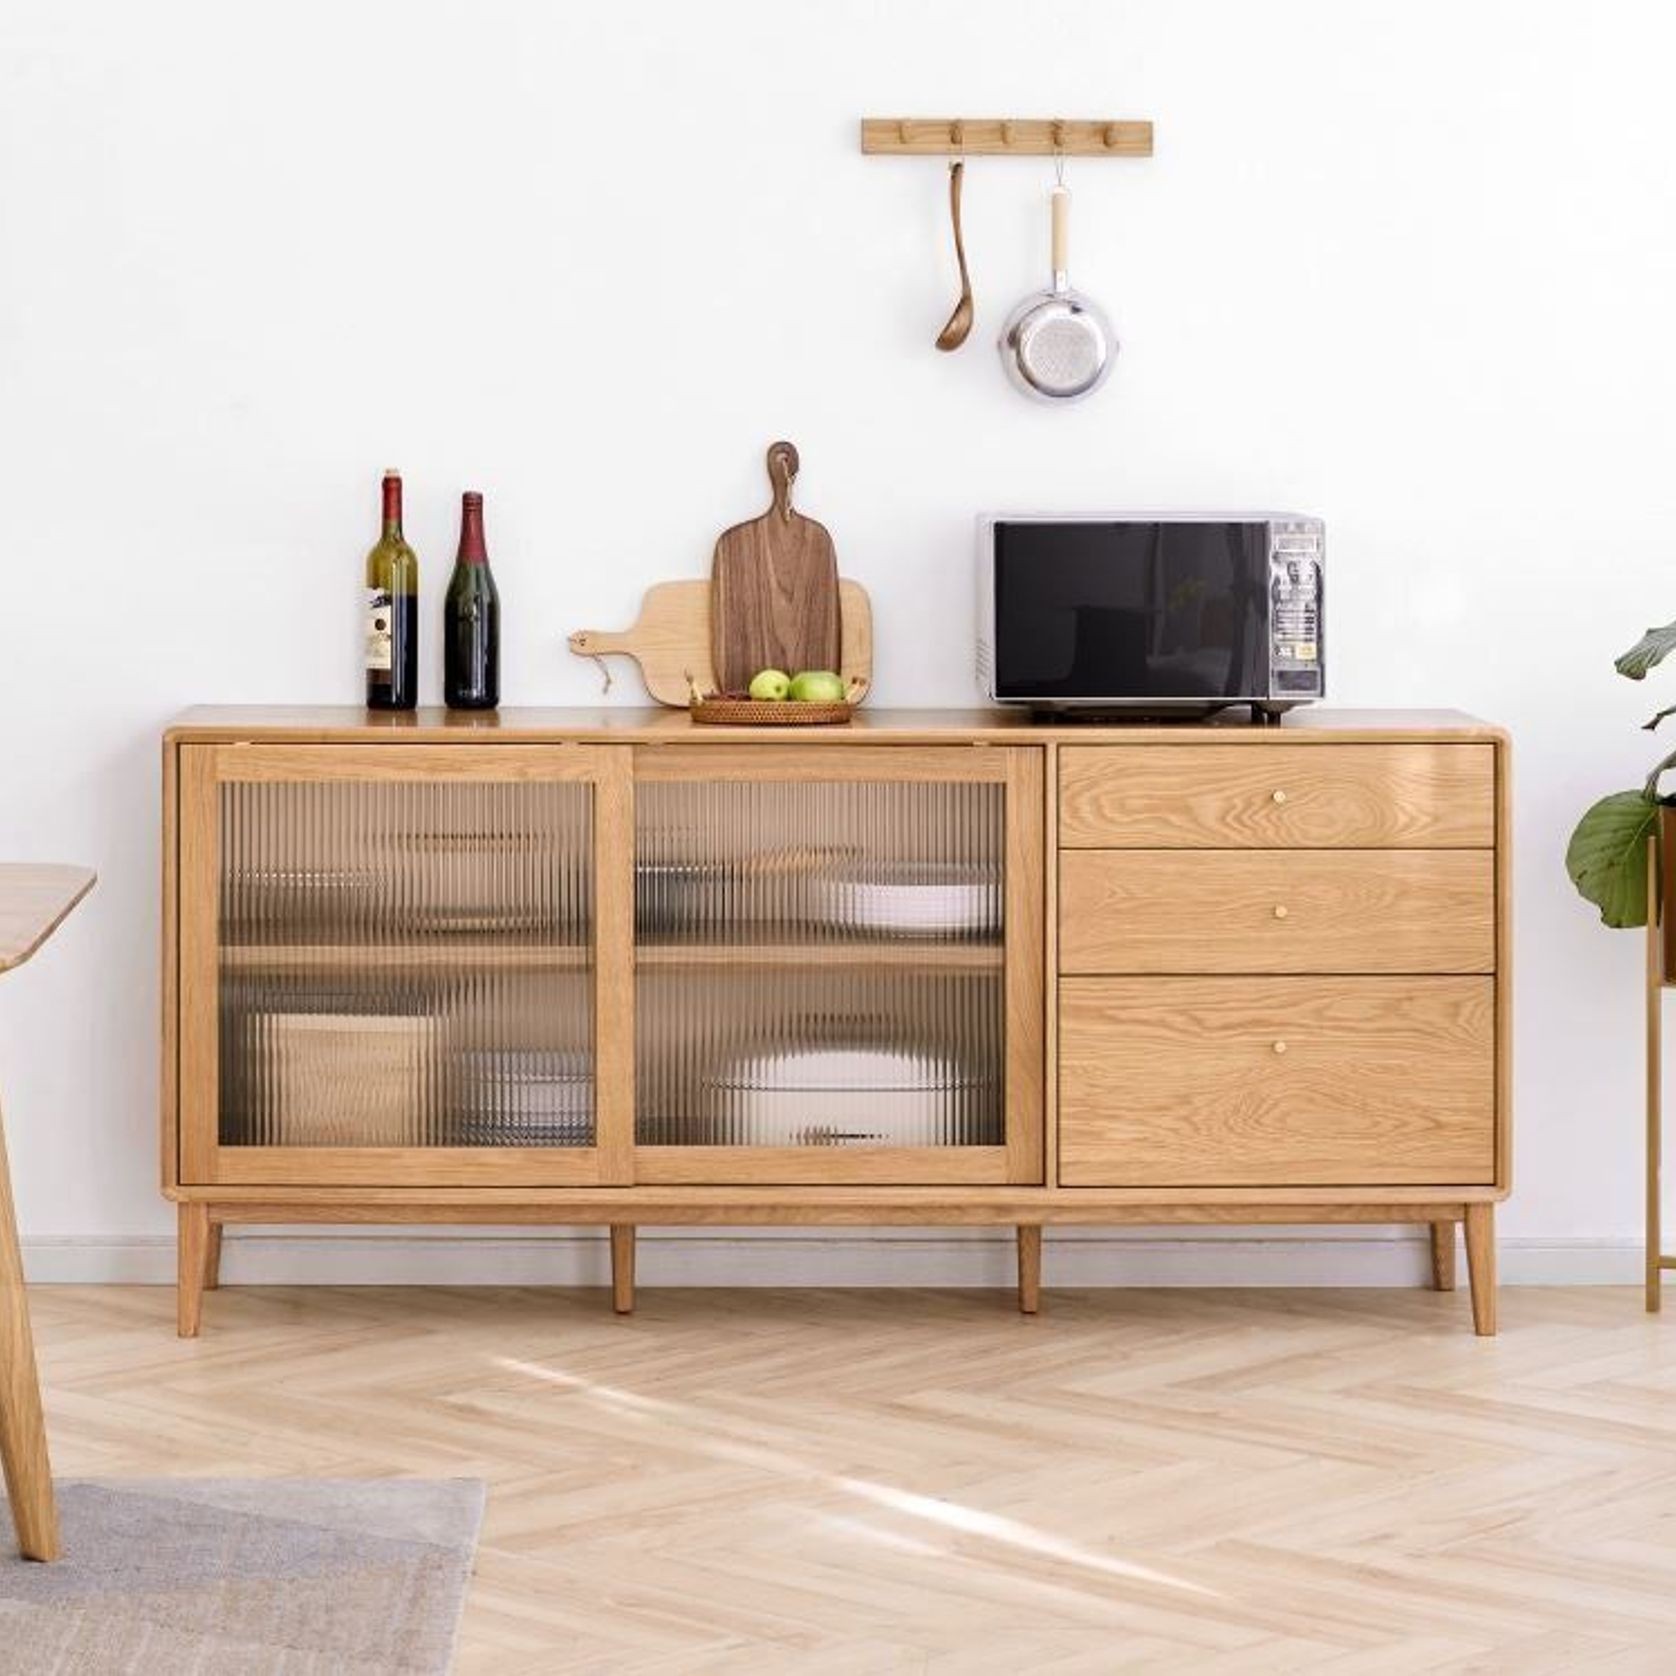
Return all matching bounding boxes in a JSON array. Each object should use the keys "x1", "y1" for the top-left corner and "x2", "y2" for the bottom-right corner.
[{"x1": 1051, "y1": 186, "x2": 1069, "y2": 281}]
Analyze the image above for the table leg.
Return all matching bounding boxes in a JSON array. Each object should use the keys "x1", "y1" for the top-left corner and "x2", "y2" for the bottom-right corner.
[
  {"x1": 1429, "y1": 1221, "x2": 1457, "y2": 1292},
  {"x1": 178, "y1": 1204, "x2": 209, "y2": 1339},
  {"x1": 610, "y1": 1225, "x2": 636, "y2": 1316},
  {"x1": 0, "y1": 1088, "x2": 58, "y2": 1560},
  {"x1": 1016, "y1": 1225, "x2": 1042, "y2": 1315},
  {"x1": 1464, "y1": 1203, "x2": 1497, "y2": 1337},
  {"x1": 204, "y1": 1221, "x2": 223, "y2": 1291}
]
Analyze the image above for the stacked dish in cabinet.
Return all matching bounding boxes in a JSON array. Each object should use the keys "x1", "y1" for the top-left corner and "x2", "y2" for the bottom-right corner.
[
  {"x1": 216, "y1": 777, "x2": 596, "y2": 1150},
  {"x1": 220, "y1": 779, "x2": 593, "y2": 945},
  {"x1": 635, "y1": 778, "x2": 1006, "y2": 1148},
  {"x1": 221, "y1": 966, "x2": 598, "y2": 1152}
]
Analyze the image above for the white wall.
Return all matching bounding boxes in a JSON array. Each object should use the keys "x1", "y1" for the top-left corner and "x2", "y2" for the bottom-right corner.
[{"x1": 1, "y1": 0, "x2": 1670, "y2": 1280}]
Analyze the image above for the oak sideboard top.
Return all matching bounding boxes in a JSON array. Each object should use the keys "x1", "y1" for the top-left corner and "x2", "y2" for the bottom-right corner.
[
  {"x1": 0, "y1": 865, "x2": 95, "y2": 975},
  {"x1": 164, "y1": 706, "x2": 1507, "y2": 747}
]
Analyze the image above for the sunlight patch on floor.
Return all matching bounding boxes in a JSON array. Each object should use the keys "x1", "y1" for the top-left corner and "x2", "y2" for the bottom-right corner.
[{"x1": 495, "y1": 1355, "x2": 1217, "y2": 1599}]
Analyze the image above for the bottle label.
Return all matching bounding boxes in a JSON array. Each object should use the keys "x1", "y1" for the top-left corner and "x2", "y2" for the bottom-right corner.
[{"x1": 366, "y1": 587, "x2": 394, "y2": 672}]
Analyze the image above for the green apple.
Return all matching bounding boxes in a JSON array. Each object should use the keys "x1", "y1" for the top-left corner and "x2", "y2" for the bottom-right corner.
[
  {"x1": 788, "y1": 670, "x2": 845, "y2": 704},
  {"x1": 748, "y1": 668, "x2": 792, "y2": 701}
]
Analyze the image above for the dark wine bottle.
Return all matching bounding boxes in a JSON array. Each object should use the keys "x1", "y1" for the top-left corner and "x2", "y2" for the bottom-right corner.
[
  {"x1": 365, "y1": 470, "x2": 419, "y2": 710},
  {"x1": 444, "y1": 491, "x2": 501, "y2": 710}
]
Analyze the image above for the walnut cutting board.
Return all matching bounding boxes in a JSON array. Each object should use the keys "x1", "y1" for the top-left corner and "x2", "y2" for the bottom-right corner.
[
  {"x1": 569, "y1": 579, "x2": 872, "y2": 707},
  {"x1": 710, "y1": 441, "x2": 842, "y2": 692}
]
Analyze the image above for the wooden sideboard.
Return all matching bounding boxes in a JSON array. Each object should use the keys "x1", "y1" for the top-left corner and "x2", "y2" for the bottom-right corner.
[{"x1": 161, "y1": 707, "x2": 1511, "y2": 1336}]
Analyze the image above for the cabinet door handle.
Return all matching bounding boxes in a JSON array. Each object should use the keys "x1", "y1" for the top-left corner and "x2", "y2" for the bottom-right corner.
[
  {"x1": 1270, "y1": 789, "x2": 1288, "y2": 805},
  {"x1": 1272, "y1": 1040, "x2": 1289, "y2": 1055},
  {"x1": 1272, "y1": 904, "x2": 1289, "y2": 920}
]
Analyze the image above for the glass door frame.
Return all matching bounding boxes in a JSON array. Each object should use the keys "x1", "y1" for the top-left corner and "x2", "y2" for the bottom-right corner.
[
  {"x1": 629, "y1": 744, "x2": 1045, "y2": 1186},
  {"x1": 176, "y1": 742, "x2": 634, "y2": 1188}
]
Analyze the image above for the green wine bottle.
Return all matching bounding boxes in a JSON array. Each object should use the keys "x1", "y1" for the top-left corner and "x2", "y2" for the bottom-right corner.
[
  {"x1": 444, "y1": 491, "x2": 501, "y2": 710},
  {"x1": 365, "y1": 469, "x2": 419, "y2": 710}
]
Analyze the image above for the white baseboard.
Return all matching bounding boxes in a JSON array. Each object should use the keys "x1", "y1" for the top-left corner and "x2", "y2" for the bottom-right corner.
[{"x1": 19, "y1": 1229, "x2": 1647, "y2": 1288}]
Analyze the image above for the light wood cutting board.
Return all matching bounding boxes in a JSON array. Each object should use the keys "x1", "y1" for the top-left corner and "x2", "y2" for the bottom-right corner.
[
  {"x1": 569, "y1": 579, "x2": 872, "y2": 707},
  {"x1": 710, "y1": 441, "x2": 842, "y2": 693}
]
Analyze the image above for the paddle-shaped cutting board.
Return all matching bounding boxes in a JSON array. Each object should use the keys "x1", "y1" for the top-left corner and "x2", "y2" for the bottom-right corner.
[
  {"x1": 710, "y1": 441, "x2": 842, "y2": 693},
  {"x1": 569, "y1": 579, "x2": 872, "y2": 707}
]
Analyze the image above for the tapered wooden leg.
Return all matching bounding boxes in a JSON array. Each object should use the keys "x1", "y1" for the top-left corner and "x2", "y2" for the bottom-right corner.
[
  {"x1": 1648, "y1": 838, "x2": 1664, "y2": 1314},
  {"x1": 0, "y1": 1090, "x2": 59, "y2": 1560},
  {"x1": 1429, "y1": 1221, "x2": 1457, "y2": 1292},
  {"x1": 177, "y1": 1204, "x2": 209, "y2": 1339},
  {"x1": 1464, "y1": 1203, "x2": 1496, "y2": 1337},
  {"x1": 610, "y1": 1225, "x2": 635, "y2": 1316},
  {"x1": 203, "y1": 1222, "x2": 223, "y2": 1291},
  {"x1": 1016, "y1": 1225, "x2": 1042, "y2": 1315}
]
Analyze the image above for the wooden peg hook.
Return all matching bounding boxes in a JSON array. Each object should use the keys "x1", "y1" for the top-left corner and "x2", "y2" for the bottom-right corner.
[{"x1": 860, "y1": 117, "x2": 1154, "y2": 158}]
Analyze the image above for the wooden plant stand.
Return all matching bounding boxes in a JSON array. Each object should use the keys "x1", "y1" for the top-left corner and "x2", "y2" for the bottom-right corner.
[{"x1": 1647, "y1": 840, "x2": 1674, "y2": 1311}]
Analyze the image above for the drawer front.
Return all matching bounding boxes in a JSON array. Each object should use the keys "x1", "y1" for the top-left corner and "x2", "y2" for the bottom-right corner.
[
  {"x1": 1059, "y1": 976, "x2": 1495, "y2": 1186},
  {"x1": 1058, "y1": 744, "x2": 1496, "y2": 849},
  {"x1": 1059, "y1": 850, "x2": 1495, "y2": 975}
]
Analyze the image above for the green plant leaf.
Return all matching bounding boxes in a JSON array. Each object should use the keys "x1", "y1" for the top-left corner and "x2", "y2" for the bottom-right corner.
[
  {"x1": 1566, "y1": 790, "x2": 1658, "y2": 927},
  {"x1": 1616, "y1": 620, "x2": 1676, "y2": 679},
  {"x1": 1643, "y1": 705, "x2": 1676, "y2": 731},
  {"x1": 1645, "y1": 746, "x2": 1676, "y2": 801}
]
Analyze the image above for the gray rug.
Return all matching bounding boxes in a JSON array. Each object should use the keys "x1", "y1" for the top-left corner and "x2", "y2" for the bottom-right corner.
[{"x1": 0, "y1": 1479, "x2": 485, "y2": 1674}]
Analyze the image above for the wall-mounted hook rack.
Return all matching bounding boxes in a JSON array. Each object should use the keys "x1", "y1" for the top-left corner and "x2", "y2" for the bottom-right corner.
[{"x1": 861, "y1": 118, "x2": 1153, "y2": 158}]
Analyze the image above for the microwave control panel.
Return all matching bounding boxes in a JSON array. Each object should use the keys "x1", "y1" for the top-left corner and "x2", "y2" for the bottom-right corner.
[{"x1": 1269, "y1": 522, "x2": 1324, "y2": 696}]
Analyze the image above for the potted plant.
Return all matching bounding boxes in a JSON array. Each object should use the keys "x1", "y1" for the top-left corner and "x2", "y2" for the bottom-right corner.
[{"x1": 1567, "y1": 615, "x2": 1676, "y2": 974}]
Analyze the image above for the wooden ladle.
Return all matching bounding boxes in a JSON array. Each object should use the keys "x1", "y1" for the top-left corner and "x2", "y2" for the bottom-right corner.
[{"x1": 935, "y1": 160, "x2": 974, "y2": 352}]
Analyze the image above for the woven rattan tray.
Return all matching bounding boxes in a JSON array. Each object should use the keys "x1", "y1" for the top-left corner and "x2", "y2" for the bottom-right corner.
[{"x1": 689, "y1": 698, "x2": 854, "y2": 727}]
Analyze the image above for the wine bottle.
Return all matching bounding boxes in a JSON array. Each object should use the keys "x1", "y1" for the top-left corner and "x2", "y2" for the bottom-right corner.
[
  {"x1": 444, "y1": 491, "x2": 501, "y2": 710},
  {"x1": 365, "y1": 470, "x2": 419, "y2": 710}
]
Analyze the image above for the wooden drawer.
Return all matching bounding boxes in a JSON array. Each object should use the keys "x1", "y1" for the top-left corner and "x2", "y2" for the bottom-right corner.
[
  {"x1": 1059, "y1": 850, "x2": 1495, "y2": 975},
  {"x1": 1058, "y1": 744, "x2": 1496, "y2": 849},
  {"x1": 1059, "y1": 976, "x2": 1495, "y2": 1186}
]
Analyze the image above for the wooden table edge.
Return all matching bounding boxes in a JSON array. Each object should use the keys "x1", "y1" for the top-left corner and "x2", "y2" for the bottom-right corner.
[{"x1": 0, "y1": 867, "x2": 96, "y2": 976}]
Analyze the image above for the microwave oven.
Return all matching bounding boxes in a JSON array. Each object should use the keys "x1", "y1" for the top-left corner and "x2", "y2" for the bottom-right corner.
[{"x1": 976, "y1": 512, "x2": 1324, "y2": 720}]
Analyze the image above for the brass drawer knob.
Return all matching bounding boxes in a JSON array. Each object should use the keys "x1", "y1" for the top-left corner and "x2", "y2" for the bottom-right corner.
[
  {"x1": 1272, "y1": 904, "x2": 1289, "y2": 920},
  {"x1": 1272, "y1": 1040, "x2": 1288, "y2": 1055},
  {"x1": 1271, "y1": 789, "x2": 1288, "y2": 805}
]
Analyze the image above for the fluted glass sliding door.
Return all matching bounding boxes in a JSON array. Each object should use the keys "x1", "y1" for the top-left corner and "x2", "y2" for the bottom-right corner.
[
  {"x1": 632, "y1": 747, "x2": 1043, "y2": 1185},
  {"x1": 176, "y1": 744, "x2": 632, "y2": 1186}
]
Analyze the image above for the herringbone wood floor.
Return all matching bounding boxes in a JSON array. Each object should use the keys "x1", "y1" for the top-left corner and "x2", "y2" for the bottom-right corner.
[{"x1": 23, "y1": 1283, "x2": 1676, "y2": 1672}]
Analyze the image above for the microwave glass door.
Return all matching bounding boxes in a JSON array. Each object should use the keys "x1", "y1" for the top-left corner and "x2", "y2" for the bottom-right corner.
[{"x1": 993, "y1": 521, "x2": 1269, "y2": 701}]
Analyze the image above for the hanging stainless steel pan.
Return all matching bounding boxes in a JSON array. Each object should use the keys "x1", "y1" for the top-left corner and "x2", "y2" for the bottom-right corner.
[{"x1": 999, "y1": 185, "x2": 1116, "y2": 401}]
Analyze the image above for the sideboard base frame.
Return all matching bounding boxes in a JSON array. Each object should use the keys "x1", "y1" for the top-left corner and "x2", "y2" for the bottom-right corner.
[{"x1": 173, "y1": 1194, "x2": 1497, "y2": 1340}]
